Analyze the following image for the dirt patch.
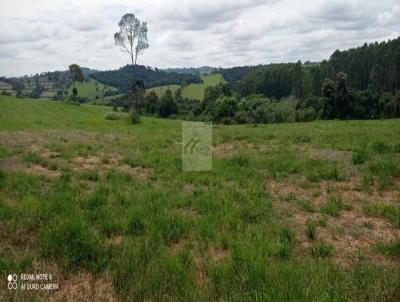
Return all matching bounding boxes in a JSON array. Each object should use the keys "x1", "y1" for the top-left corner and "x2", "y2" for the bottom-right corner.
[
  {"x1": 49, "y1": 272, "x2": 117, "y2": 302},
  {"x1": 176, "y1": 207, "x2": 200, "y2": 217},
  {"x1": 267, "y1": 177, "x2": 399, "y2": 206},
  {"x1": 213, "y1": 143, "x2": 234, "y2": 156},
  {"x1": 106, "y1": 236, "x2": 124, "y2": 246},
  {"x1": 118, "y1": 164, "x2": 153, "y2": 180},
  {"x1": 209, "y1": 245, "x2": 230, "y2": 262},
  {"x1": 181, "y1": 183, "x2": 195, "y2": 194},
  {"x1": 73, "y1": 155, "x2": 153, "y2": 180},
  {"x1": 268, "y1": 176, "x2": 400, "y2": 264},
  {"x1": 74, "y1": 156, "x2": 102, "y2": 170},
  {"x1": 0, "y1": 131, "x2": 44, "y2": 148},
  {"x1": 25, "y1": 164, "x2": 60, "y2": 177},
  {"x1": 167, "y1": 239, "x2": 188, "y2": 255},
  {"x1": 0, "y1": 156, "x2": 22, "y2": 171},
  {"x1": 267, "y1": 178, "x2": 308, "y2": 200},
  {"x1": 292, "y1": 204, "x2": 400, "y2": 265},
  {"x1": 307, "y1": 148, "x2": 352, "y2": 163}
]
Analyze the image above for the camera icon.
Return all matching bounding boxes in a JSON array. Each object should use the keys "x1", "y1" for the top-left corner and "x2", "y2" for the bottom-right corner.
[{"x1": 7, "y1": 274, "x2": 18, "y2": 290}]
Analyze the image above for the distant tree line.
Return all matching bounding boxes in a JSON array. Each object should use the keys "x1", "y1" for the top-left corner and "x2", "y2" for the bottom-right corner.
[
  {"x1": 90, "y1": 65, "x2": 202, "y2": 92},
  {"x1": 200, "y1": 37, "x2": 400, "y2": 123},
  {"x1": 126, "y1": 37, "x2": 400, "y2": 123}
]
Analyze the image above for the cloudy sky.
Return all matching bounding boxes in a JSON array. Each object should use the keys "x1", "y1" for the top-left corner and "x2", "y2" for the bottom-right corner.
[{"x1": 0, "y1": 0, "x2": 399, "y2": 76}]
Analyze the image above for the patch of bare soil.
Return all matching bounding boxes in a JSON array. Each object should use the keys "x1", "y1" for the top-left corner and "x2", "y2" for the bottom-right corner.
[
  {"x1": 209, "y1": 245, "x2": 230, "y2": 262},
  {"x1": 0, "y1": 156, "x2": 22, "y2": 171},
  {"x1": 106, "y1": 236, "x2": 124, "y2": 246},
  {"x1": 0, "y1": 130, "x2": 44, "y2": 148},
  {"x1": 176, "y1": 207, "x2": 200, "y2": 217},
  {"x1": 73, "y1": 154, "x2": 153, "y2": 180},
  {"x1": 167, "y1": 239, "x2": 188, "y2": 255},
  {"x1": 267, "y1": 178, "x2": 308, "y2": 199},
  {"x1": 25, "y1": 164, "x2": 60, "y2": 177},
  {"x1": 74, "y1": 156, "x2": 102, "y2": 171},
  {"x1": 118, "y1": 164, "x2": 153, "y2": 180},
  {"x1": 267, "y1": 177, "x2": 399, "y2": 206},
  {"x1": 49, "y1": 272, "x2": 117, "y2": 302},
  {"x1": 269, "y1": 176, "x2": 400, "y2": 264},
  {"x1": 292, "y1": 205, "x2": 400, "y2": 265},
  {"x1": 181, "y1": 183, "x2": 195, "y2": 194},
  {"x1": 307, "y1": 148, "x2": 353, "y2": 163},
  {"x1": 212, "y1": 143, "x2": 234, "y2": 156}
]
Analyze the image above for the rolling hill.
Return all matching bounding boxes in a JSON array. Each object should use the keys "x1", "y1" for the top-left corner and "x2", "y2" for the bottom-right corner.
[
  {"x1": 67, "y1": 79, "x2": 118, "y2": 100},
  {"x1": 148, "y1": 74, "x2": 226, "y2": 100},
  {"x1": 90, "y1": 65, "x2": 202, "y2": 91}
]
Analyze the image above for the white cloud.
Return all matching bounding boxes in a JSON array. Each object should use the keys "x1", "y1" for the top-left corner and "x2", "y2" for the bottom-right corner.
[{"x1": 0, "y1": 0, "x2": 398, "y2": 76}]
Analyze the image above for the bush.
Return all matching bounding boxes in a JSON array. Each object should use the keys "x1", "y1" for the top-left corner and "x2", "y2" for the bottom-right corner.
[
  {"x1": 105, "y1": 113, "x2": 122, "y2": 120},
  {"x1": 129, "y1": 109, "x2": 141, "y2": 124}
]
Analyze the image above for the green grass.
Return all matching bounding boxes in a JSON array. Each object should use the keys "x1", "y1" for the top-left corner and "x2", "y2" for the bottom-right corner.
[
  {"x1": 148, "y1": 74, "x2": 226, "y2": 100},
  {"x1": 68, "y1": 79, "x2": 118, "y2": 100},
  {"x1": 1, "y1": 95, "x2": 400, "y2": 301}
]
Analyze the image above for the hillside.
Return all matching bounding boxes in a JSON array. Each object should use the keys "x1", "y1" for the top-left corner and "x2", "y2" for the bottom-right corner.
[
  {"x1": 90, "y1": 64, "x2": 202, "y2": 91},
  {"x1": 148, "y1": 74, "x2": 226, "y2": 100},
  {"x1": 163, "y1": 66, "x2": 216, "y2": 76},
  {"x1": 67, "y1": 79, "x2": 118, "y2": 101}
]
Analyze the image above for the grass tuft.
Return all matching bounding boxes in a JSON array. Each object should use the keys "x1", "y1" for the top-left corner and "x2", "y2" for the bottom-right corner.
[{"x1": 311, "y1": 241, "x2": 334, "y2": 258}]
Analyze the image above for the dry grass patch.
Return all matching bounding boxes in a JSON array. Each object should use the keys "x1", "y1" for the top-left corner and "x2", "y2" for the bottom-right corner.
[
  {"x1": 307, "y1": 148, "x2": 353, "y2": 163},
  {"x1": 25, "y1": 164, "x2": 60, "y2": 178},
  {"x1": 208, "y1": 244, "x2": 230, "y2": 263},
  {"x1": 212, "y1": 143, "x2": 234, "y2": 156},
  {"x1": 292, "y1": 204, "x2": 400, "y2": 265},
  {"x1": 73, "y1": 154, "x2": 153, "y2": 180},
  {"x1": 181, "y1": 183, "x2": 195, "y2": 194},
  {"x1": 49, "y1": 272, "x2": 117, "y2": 302}
]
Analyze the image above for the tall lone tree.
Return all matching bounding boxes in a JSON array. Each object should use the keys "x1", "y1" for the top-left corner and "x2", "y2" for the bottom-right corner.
[
  {"x1": 114, "y1": 13, "x2": 149, "y2": 95},
  {"x1": 68, "y1": 64, "x2": 84, "y2": 101}
]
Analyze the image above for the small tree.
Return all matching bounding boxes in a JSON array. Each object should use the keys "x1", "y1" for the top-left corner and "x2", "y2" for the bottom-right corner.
[
  {"x1": 114, "y1": 13, "x2": 149, "y2": 96},
  {"x1": 68, "y1": 64, "x2": 84, "y2": 102},
  {"x1": 158, "y1": 90, "x2": 178, "y2": 118},
  {"x1": 69, "y1": 64, "x2": 84, "y2": 84}
]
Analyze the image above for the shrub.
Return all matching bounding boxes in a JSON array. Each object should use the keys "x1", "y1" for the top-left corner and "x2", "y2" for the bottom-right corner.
[
  {"x1": 105, "y1": 113, "x2": 121, "y2": 120},
  {"x1": 128, "y1": 109, "x2": 141, "y2": 124}
]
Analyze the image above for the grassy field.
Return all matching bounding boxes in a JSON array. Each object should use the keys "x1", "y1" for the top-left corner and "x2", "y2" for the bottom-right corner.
[
  {"x1": 148, "y1": 74, "x2": 225, "y2": 101},
  {"x1": 67, "y1": 79, "x2": 118, "y2": 101},
  {"x1": 1, "y1": 96, "x2": 400, "y2": 301}
]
